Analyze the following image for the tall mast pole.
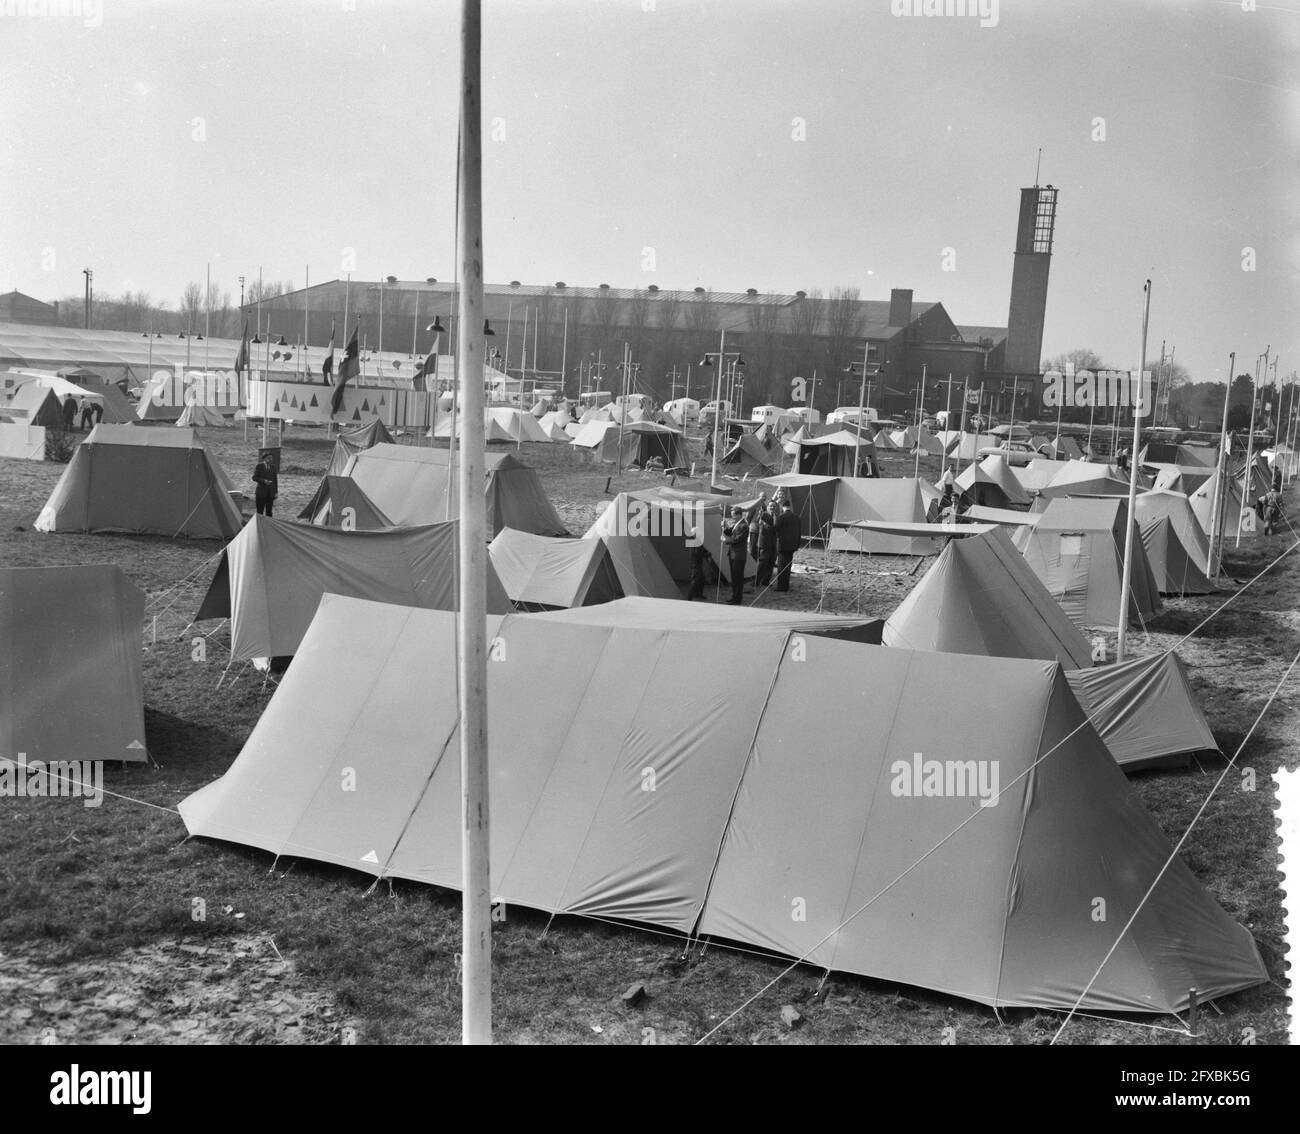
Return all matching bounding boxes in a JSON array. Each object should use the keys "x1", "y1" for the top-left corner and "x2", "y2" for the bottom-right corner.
[
  {"x1": 456, "y1": 0, "x2": 490, "y2": 1046},
  {"x1": 710, "y1": 329, "x2": 725, "y2": 487},
  {"x1": 1238, "y1": 349, "x2": 1266, "y2": 547},
  {"x1": 940, "y1": 373, "x2": 953, "y2": 481},
  {"x1": 204, "y1": 263, "x2": 211, "y2": 377},
  {"x1": 1116, "y1": 280, "x2": 1152, "y2": 663},
  {"x1": 1207, "y1": 352, "x2": 1234, "y2": 578},
  {"x1": 855, "y1": 342, "x2": 867, "y2": 477},
  {"x1": 301, "y1": 265, "x2": 310, "y2": 379},
  {"x1": 913, "y1": 363, "x2": 926, "y2": 479}
]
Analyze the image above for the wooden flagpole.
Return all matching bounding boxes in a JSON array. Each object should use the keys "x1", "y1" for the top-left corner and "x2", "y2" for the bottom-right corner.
[{"x1": 456, "y1": 0, "x2": 491, "y2": 1046}]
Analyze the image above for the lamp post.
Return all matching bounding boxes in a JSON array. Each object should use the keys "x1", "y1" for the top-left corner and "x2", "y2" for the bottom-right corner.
[
  {"x1": 82, "y1": 268, "x2": 93, "y2": 329},
  {"x1": 700, "y1": 333, "x2": 743, "y2": 486}
]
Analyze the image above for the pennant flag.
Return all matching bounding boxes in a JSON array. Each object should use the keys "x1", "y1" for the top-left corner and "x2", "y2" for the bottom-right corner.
[
  {"x1": 234, "y1": 319, "x2": 250, "y2": 382},
  {"x1": 322, "y1": 321, "x2": 336, "y2": 385},
  {"x1": 330, "y1": 324, "x2": 360, "y2": 414}
]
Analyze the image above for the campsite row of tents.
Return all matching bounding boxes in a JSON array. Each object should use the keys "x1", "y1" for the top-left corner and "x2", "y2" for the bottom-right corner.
[{"x1": 176, "y1": 590, "x2": 1267, "y2": 1015}]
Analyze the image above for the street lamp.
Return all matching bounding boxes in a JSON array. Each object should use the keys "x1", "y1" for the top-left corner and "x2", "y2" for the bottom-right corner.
[{"x1": 700, "y1": 337, "x2": 744, "y2": 486}]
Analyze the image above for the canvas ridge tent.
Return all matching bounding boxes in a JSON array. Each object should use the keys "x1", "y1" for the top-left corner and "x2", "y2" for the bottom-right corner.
[
  {"x1": 880, "y1": 528, "x2": 1214, "y2": 770},
  {"x1": 175, "y1": 403, "x2": 228, "y2": 428},
  {"x1": 35, "y1": 424, "x2": 243, "y2": 539},
  {"x1": 297, "y1": 420, "x2": 395, "y2": 521},
  {"x1": 195, "y1": 515, "x2": 510, "y2": 661},
  {"x1": 1064, "y1": 652, "x2": 1219, "y2": 770},
  {"x1": 300, "y1": 442, "x2": 566, "y2": 537},
  {"x1": 882, "y1": 527, "x2": 1093, "y2": 667},
  {"x1": 954, "y1": 455, "x2": 1030, "y2": 509},
  {"x1": 586, "y1": 487, "x2": 761, "y2": 584},
  {"x1": 795, "y1": 430, "x2": 877, "y2": 477},
  {"x1": 720, "y1": 431, "x2": 782, "y2": 476},
  {"x1": 2, "y1": 382, "x2": 65, "y2": 429},
  {"x1": 489, "y1": 529, "x2": 679, "y2": 609},
  {"x1": 1, "y1": 565, "x2": 147, "y2": 763},
  {"x1": 180, "y1": 594, "x2": 1266, "y2": 1014},
  {"x1": 756, "y1": 472, "x2": 838, "y2": 540},
  {"x1": 828, "y1": 477, "x2": 946, "y2": 555},
  {"x1": 1015, "y1": 497, "x2": 1162, "y2": 630}
]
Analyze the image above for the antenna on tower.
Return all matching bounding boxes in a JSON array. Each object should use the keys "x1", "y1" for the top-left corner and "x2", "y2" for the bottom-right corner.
[{"x1": 1034, "y1": 148, "x2": 1042, "y2": 187}]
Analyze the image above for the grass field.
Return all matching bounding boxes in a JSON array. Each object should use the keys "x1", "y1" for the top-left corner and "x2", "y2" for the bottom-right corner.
[{"x1": 1, "y1": 420, "x2": 1295, "y2": 1045}]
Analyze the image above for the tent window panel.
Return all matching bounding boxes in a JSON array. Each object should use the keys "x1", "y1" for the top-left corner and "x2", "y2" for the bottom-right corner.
[{"x1": 1059, "y1": 533, "x2": 1084, "y2": 557}]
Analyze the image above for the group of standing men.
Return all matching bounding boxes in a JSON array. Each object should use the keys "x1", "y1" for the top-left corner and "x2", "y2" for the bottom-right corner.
[
  {"x1": 688, "y1": 492, "x2": 802, "y2": 604},
  {"x1": 61, "y1": 393, "x2": 103, "y2": 432}
]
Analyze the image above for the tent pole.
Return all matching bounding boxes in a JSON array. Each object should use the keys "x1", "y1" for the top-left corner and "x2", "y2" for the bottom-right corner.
[
  {"x1": 1117, "y1": 279, "x2": 1152, "y2": 663},
  {"x1": 456, "y1": 0, "x2": 491, "y2": 1046}
]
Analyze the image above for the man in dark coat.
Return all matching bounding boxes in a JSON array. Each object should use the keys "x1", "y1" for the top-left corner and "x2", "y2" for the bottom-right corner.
[
  {"x1": 62, "y1": 394, "x2": 78, "y2": 432},
  {"x1": 687, "y1": 542, "x2": 712, "y2": 601},
  {"x1": 722, "y1": 506, "x2": 749, "y2": 604},
  {"x1": 773, "y1": 501, "x2": 801, "y2": 592},
  {"x1": 252, "y1": 453, "x2": 278, "y2": 517},
  {"x1": 754, "y1": 509, "x2": 776, "y2": 590}
]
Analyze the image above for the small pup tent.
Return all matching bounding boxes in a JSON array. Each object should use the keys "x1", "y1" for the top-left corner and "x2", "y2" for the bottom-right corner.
[
  {"x1": 301, "y1": 443, "x2": 566, "y2": 538},
  {"x1": 1, "y1": 565, "x2": 147, "y2": 763},
  {"x1": 1137, "y1": 497, "x2": 1214, "y2": 596},
  {"x1": 328, "y1": 419, "x2": 393, "y2": 475},
  {"x1": 195, "y1": 516, "x2": 510, "y2": 661},
  {"x1": 954, "y1": 455, "x2": 1030, "y2": 509},
  {"x1": 180, "y1": 595, "x2": 1266, "y2": 1014},
  {"x1": 35, "y1": 425, "x2": 243, "y2": 539},
  {"x1": 175, "y1": 403, "x2": 228, "y2": 428},
  {"x1": 1064, "y1": 652, "x2": 1219, "y2": 771},
  {"x1": 488, "y1": 529, "x2": 679, "y2": 609},
  {"x1": 1015, "y1": 497, "x2": 1162, "y2": 630},
  {"x1": 719, "y1": 431, "x2": 782, "y2": 476},
  {"x1": 882, "y1": 527, "x2": 1093, "y2": 668}
]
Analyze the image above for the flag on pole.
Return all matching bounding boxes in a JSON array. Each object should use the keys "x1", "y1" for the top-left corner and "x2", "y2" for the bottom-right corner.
[
  {"x1": 330, "y1": 324, "x2": 359, "y2": 414},
  {"x1": 413, "y1": 326, "x2": 442, "y2": 392},
  {"x1": 234, "y1": 319, "x2": 249, "y2": 381},
  {"x1": 322, "y1": 321, "x2": 336, "y2": 385}
]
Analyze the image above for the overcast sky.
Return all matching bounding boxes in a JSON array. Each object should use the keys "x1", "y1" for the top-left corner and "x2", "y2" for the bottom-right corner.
[{"x1": 1, "y1": 0, "x2": 1296, "y2": 381}]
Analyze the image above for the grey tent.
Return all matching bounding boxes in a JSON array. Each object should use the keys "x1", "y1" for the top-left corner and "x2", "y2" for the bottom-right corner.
[
  {"x1": 1064, "y1": 653, "x2": 1219, "y2": 770},
  {"x1": 180, "y1": 594, "x2": 1266, "y2": 1014},
  {"x1": 306, "y1": 476, "x2": 395, "y2": 530},
  {"x1": 1016, "y1": 497, "x2": 1162, "y2": 630},
  {"x1": 795, "y1": 430, "x2": 877, "y2": 477},
  {"x1": 489, "y1": 529, "x2": 680, "y2": 609},
  {"x1": 756, "y1": 473, "x2": 838, "y2": 540},
  {"x1": 301, "y1": 443, "x2": 566, "y2": 537},
  {"x1": 3, "y1": 383, "x2": 65, "y2": 429},
  {"x1": 195, "y1": 515, "x2": 510, "y2": 661},
  {"x1": 1, "y1": 565, "x2": 147, "y2": 763},
  {"x1": 720, "y1": 432, "x2": 782, "y2": 476},
  {"x1": 883, "y1": 527, "x2": 1093, "y2": 667},
  {"x1": 34, "y1": 425, "x2": 243, "y2": 539}
]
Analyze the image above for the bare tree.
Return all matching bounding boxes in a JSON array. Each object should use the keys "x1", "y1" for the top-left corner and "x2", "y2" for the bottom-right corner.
[
  {"x1": 746, "y1": 295, "x2": 783, "y2": 404},
  {"x1": 789, "y1": 289, "x2": 825, "y2": 381},
  {"x1": 180, "y1": 282, "x2": 203, "y2": 332},
  {"x1": 1042, "y1": 348, "x2": 1105, "y2": 373},
  {"x1": 824, "y1": 286, "x2": 862, "y2": 381}
]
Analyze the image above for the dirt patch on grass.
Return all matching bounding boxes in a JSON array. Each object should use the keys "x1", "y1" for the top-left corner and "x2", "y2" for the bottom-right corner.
[{"x1": 0, "y1": 933, "x2": 355, "y2": 1045}]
